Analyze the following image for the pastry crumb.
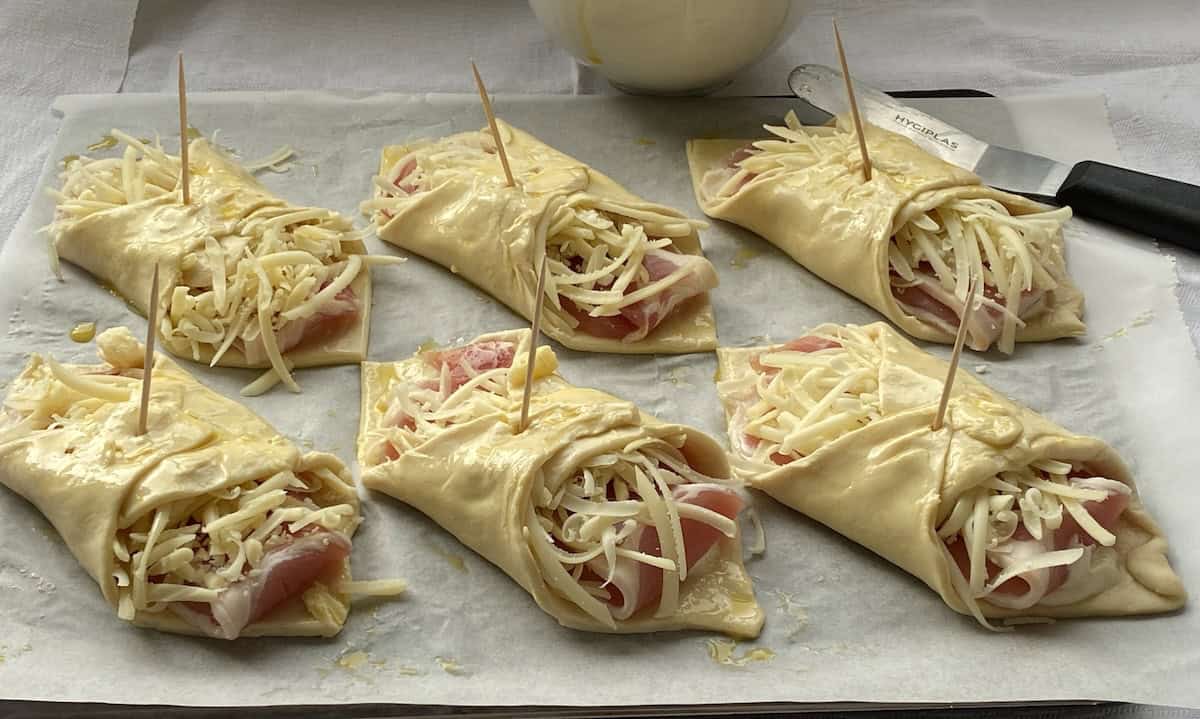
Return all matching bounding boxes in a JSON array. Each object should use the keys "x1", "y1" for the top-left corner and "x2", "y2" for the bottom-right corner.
[
  {"x1": 436, "y1": 656, "x2": 467, "y2": 675},
  {"x1": 336, "y1": 650, "x2": 369, "y2": 670},
  {"x1": 705, "y1": 638, "x2": 775, "y2": 667}
]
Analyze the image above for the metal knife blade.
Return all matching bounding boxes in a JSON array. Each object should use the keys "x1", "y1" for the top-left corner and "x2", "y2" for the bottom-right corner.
[
  {"x1": 786, "y1": 63, "x2": 1200, "y2": 251},
  {"x1": 787, "y1": 63, "x2": 1069, "y2": 200}
]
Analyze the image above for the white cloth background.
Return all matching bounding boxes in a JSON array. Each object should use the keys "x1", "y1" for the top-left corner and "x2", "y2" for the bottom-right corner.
[{"x1": 0, "y1": 1, "x2": 1198, "y2": 715}]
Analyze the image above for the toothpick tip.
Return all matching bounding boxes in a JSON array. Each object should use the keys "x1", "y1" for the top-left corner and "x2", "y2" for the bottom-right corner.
[
  {"x1": 469, "y1": 59, "x2": 515, "y2": 187},
  {"x1": 518, "y1": 256, "x2": 550, "y2": 433},
  {"x1": 138, "y1": 263, "x2": 161, "y2": 436}
]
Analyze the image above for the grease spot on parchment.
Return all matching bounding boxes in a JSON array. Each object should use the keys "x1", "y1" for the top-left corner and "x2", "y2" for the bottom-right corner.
[
  {"x1": 436, "y1": 656, "x2": 467, "y2": 675},
  {"x1": 771, "y1": 589, "x2": 808, "y2": 639},
  {"x1": 337, "y1": 651, "x2": 369, "y2": 670},
  {"x1": 69, "y1": 322, "x2": 96, "y2": 343},
  {"x1": 704, "y1": 638, "x2": 774, "y2": 667},
  {"x1": 1093, "y1": 309, "x2": 1155, "y2": 350},
  {"x1": 426, "y1": 542, "x2": 468, "y2": 573},
  {"x1": 665, "y1": 366, "x2": 693, "y2": 387},
  {"x1": 730, "y1": 246, "x2": 761, "y2": 269},
  {"x1": 331, "y1": 648, "x2": 407, "y2": 681},
  {"x1": 0, "y1": 642, "x2": 33, "y2": 665}
]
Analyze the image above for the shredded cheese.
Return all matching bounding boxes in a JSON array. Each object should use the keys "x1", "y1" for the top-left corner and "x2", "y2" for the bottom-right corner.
[
  {"x1": 720, "y1": 324, "x2": 883, "y2": 469},
  {"x1": 240, "y1": 359, "x2": 296, "y2": 397},
  {"x1": 47, "y1": 130, "x2": 401, "y2": 394},
  {"x1": 363, "y1": 337, "x2": 746, "y2": 626},
  {"x1": 361, "y1": 343, "x2": 524, "y2": 466},
  {"x1": 526, "y1": 435, "x2": 744, "y2": 624},
  {"x1": 112, "y1": 467, "x2": 359, "y2": 628},
  {"x1": 45, "y1": 357, "x2": 134, "y2": 403},
  {"x1": 938, "y1": 460, "x2": 1129, "y2": 625},
  {"x1": 338, "y1": 579, "x2": 408, "y2": 596},
  {"x1": 361, "y1": 128, "x2": 710, "y2": 341},
  {"x1": 4, "y1": 349, "x2": 374, "y2": 635},
  {"x1": 702, "y1": 112, "x2": 1073, "y2": 354}
]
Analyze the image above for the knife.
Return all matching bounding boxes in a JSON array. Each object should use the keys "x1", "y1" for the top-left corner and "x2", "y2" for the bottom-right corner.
[{"x1": 788, "y1": 63, "x2": 1200, "y2": 253}]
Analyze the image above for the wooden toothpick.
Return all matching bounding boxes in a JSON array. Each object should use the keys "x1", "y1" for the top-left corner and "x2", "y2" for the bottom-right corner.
[
  {"x1": 518, "y1": 254, "x2": 549, "y2": 433},
  {"x1": 932, "y1": 276, "x2": 978, "y2": 431},
  {"x1": 137, "y1": 264, "x2": 160, "y2": 436},
  {"x1": 177, "y1": 52, "x2": 191, "y2": 204},
  {"x1": 470, "y1": 60, "x2": 515, "y2": 187},
  {"x1": 833, "y1": 20, "x2": 872, "y2": 181}
]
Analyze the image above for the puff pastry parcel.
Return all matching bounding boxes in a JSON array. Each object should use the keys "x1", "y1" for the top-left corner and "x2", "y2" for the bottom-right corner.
[
  {"x1": 0, "y1": 327, "x2": 402, "y2": 639},
  {"x1": 716, "y1": 322, "x2": 1184, "y2": 627},
  {"x1": 688, "y1": 113, "x2": 1086, "y2": 354},
  {"x1": 363, "y1": 120, "x2": 718, "y2": 354},
  {"x1": 359, "y1": 329, "x2": 763, "y2": 636},
  {"x1": 47, "y1": 131, "x2": 402, "y2": 392}
]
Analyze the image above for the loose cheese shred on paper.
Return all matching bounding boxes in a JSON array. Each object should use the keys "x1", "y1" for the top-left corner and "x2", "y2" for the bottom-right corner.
[
  {"x1": 704, "y1": 115, "x2": 1073, "y2": 354},
  {"x1": 525, "y1": 436, "x2": 742, "y2": 625},
  {"x1": 240, "y1": 359, "x2": 295, "y2": 397},
  {"x1": 361, "y1": 128, "x2": 708, "y2": 334},
  {"x1": 243, "y1": 145, "x2": 296, "y2": 173},
  {"x1": 45, "y1": 130, "x2": 400, "y2": 394},
  {"x1": 338, "y1": 579, "x2": 408, "y2": 597}
]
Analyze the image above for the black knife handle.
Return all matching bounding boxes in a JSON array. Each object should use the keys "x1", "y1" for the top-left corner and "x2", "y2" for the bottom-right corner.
[{"x1": 1057, "y1": 161, "x2": 1200, "y2": 253}]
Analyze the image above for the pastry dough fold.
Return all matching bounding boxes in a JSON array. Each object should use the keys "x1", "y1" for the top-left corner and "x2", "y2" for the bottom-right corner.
[
  {"x1": 688, "y1": 119, "x2": 1085, "y2": 352},
  {"x1": 0, "y1": 328, "x2": 361, "y2": 637},
  {"x1": 716, "y1": 322, "x2": 1184, "y2": 621},
  {"x1": 360, "y1": 329, "x2": 763, "y2": 636},
  {"x1": 50, "y1": 137, "x2": 373, "y2": 372},
  {"x1": 368, "y1": 122, "x2": 717, "y2": 354}
]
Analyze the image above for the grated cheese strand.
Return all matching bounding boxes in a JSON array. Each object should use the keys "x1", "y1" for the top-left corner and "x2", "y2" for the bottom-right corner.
[
  {"x1": 337, "y1": 579, "x2": 408, "y2": 596},
  {"x1": 45, "y1": 356, "x2": 134, "y2": 402}
]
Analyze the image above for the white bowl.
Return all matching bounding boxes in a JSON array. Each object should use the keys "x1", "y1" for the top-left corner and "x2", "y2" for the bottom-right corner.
[{"x1": 530, "y1": 0, "x2": 804, "y2": 95}]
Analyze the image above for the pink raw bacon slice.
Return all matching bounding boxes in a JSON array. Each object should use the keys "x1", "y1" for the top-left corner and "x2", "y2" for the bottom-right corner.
[
  {"x1": 892, "y1": 269, "x2": 1046, "y2": 353},
  {"x1": 563, "y1": 250, "x2": 718, "y2": 342},
  {"x1": 947, "y1": 473, "x2": 1129, "y2": 602},
  {"x1": 421, "y1": 339, "x2": 516, "y2": 393},
  {"x1": 392, "y1": 157, "x2": 419, "y2": 195},
  {"x1": 375, "y1": 339, "x2": 518, "y2": 461},
  {"x1": 749, "y1": 335, "x2": 842, "y2": 374},
  {"x1": 620, "y1": 249, "x2": 718, "y2": 342},
  {"x1": 587, "y1": 484, "x2": 744, "y2": 620},
  {"x1": 170, "y1": 528, "x2": 351, "y2": 640},
  {"x1": 242, "y1": 286, "x2": 361, "y2": 365},
  {"x1": 699, "y1": 145, "x2": 758, "y2": 199}
]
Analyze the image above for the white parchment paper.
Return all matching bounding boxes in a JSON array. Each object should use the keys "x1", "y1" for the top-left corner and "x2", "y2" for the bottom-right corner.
[{"x1": 0, "y1": 92, "x2": 1196, "y2": 709}]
